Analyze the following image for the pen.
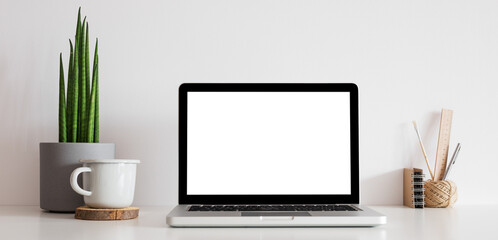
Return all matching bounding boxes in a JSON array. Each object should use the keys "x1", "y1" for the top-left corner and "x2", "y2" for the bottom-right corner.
[{"x1": 443, "y1": 143, "x2": 461, "y2": 180}]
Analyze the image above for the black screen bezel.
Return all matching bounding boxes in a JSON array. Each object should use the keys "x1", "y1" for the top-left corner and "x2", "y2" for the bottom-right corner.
[{"x1": 179, "y1": 83, "x2": 359, "y2": 204}]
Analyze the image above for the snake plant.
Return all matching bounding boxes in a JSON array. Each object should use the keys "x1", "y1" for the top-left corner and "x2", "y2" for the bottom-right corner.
[{"x1": 59, "y1": 8, "x2": 99, "y2": 143}]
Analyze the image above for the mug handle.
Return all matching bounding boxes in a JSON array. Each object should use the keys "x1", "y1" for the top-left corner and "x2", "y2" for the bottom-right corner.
[{"x1": 70, "y1": 167, "x2": 92, "y2": 196}]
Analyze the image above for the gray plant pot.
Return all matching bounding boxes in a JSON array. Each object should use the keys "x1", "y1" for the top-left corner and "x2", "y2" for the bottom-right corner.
[{"x1": 39, "y1": 142, "x2": 115, "y2": 212}]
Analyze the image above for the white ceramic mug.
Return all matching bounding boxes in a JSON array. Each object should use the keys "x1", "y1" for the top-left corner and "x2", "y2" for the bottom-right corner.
[{"x1": 70, "y1": 159, "x2": 140, "y2": 208}]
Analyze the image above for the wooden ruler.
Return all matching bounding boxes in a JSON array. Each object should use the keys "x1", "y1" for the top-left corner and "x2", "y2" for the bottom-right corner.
[{"x1": 434, "y1": 109, "x2": 453, "y2": 180}]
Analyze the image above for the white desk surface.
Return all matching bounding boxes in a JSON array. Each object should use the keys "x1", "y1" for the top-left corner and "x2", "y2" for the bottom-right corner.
[{"x1": 0, "y1": 205, "x2": 496, "y2": 240}]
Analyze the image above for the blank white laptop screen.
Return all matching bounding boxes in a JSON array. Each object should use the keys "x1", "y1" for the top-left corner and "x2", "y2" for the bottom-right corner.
[{"x1": 187, "y1": 92, "x2": 351, "y2": 195}]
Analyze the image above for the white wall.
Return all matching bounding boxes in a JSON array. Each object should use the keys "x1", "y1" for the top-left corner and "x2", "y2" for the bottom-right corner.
[{"x1": 1, "y1": 0, "x2": 498, "y2": 206}]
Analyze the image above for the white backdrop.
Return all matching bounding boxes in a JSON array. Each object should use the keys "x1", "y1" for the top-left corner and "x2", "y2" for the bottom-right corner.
[{"x1": 1, "y1": 0, "x2": 497, "y2": 206}]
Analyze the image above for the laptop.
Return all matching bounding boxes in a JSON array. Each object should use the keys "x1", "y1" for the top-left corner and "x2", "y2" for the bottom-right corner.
[{"x1": 166, "y1": 83, "x2": 386, "y2": 227}]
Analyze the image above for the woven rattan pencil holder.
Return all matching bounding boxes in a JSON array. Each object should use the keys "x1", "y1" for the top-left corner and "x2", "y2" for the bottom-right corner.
[{"x1": 424, "y1": 180, "x2": 458, "y2": 208}]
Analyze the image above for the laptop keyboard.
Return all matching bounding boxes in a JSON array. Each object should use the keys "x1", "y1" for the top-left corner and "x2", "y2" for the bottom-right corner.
[{"x1": 188, "y1": 204, "x2": 361, "y2": 212}]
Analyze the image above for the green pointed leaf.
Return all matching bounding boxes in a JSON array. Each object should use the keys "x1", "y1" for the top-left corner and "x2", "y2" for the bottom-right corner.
[
  {"x1": 75, "y1": 8, "x2": 81, "y2": 40},
  {"x1": 87, "y1": 38, "x2": 99, "y2": 143},
  {"x1": 71, "y1": 20, "x2": 80, "y2": 142},
  {"x1": 94, "y1": 53, "x2": 99, "y2": 142},
  {"x1": 66, "y1": 40, "x2": 74, "y2": 141},
  {"x1": 59, "y1": 53, "x2": 67, "y2": 142},
  {"x1": 85, "y1": 22, "x2": 90, "y2": 101},
  {"x1": 93, "y1": 39, "x2": 99, "y2": 142},
  {"x1": 87, "y1": 53, "x2": 98, "y2": 142},
  {"x1": 78, "y1": 17, "x2": 88, "y2": 142}
]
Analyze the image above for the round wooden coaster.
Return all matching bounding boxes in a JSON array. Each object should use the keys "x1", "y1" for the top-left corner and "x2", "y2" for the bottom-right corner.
[{"x1": 75, "y1": 206, "x2": 139, "y2": 220}]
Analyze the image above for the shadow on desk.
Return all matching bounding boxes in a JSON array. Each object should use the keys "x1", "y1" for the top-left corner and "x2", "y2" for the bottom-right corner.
[
  {"x1": 39, "y1": 210, "x2": 76, "y2": 220},
  {"x1": 166, "y1": 227, "x2": 387, "y2": 240}
]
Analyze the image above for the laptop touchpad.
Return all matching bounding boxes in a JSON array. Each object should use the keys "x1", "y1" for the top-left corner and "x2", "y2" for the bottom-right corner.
[{"x1": 242, "y1": 212, "x2": 311, "y2": 216}]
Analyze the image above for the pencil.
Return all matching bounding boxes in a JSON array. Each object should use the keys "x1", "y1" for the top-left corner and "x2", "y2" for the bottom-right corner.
[{"x1": 412, "y1": 121, "x2": 435, "y2": 180}]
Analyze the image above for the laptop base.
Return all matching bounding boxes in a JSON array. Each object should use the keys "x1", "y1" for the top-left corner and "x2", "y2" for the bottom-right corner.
[{"x1": 167, "y1": 205, "x2": 386, "y2": 227}]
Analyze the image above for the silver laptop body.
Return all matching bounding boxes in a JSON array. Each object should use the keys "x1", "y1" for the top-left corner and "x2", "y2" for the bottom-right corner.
[{"x1": 167, "y1": 83, "x2": 386, "y2": 227}]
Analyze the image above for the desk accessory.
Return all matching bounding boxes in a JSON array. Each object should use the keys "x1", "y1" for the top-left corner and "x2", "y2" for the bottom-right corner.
[
  {"x1": 425, "y1": 143, "x2": 460, "y2": 208},
  {"x1": 411, "y1": 109, "x2": 459, "y2": 208},
  {"x1": 424, "y1": 180, "x2": 457, "y2": 208},
  {"x1": 75, "y1": 206, "x2": 139, "y2": 220},
  {"x1": 434, "y1": 109, "x2": 453, "y2": 181},
  {"x1": 443, "y1": 143, "x2": 461, "y2": 180},
  {"x1": 403, "y1": 168, "x2": 425, "y2": 208},
  {"x1": 40, "y1": 8, "x2": 115, "y2": 212},
  {"x1": 412, "y1": 121, "x2": 434, "y2": 180}
]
